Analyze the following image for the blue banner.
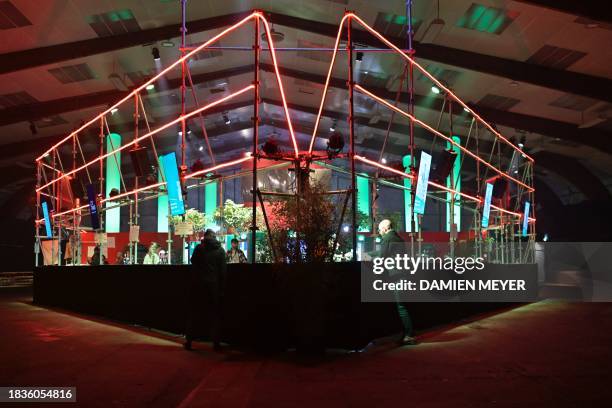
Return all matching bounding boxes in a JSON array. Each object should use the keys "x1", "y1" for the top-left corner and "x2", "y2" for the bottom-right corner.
[
  {"x1": 481, "y1": 183, "x2": 494, "y2": 228},
  {"x1": 522, "y1": 201, "x2": 530, "y2": 237},
  {"x1": 160, "y1": 152, "x2": 185, "y2": 216},
  {"x1": 41, "y1": 201, "x2": 52, "y2": 237},
  {"x1": 414, "y1": 151, "x2": 432, "y2": 215},
  {"x1": 86, "y1": 184, "x2": 100, "y2": 230}
]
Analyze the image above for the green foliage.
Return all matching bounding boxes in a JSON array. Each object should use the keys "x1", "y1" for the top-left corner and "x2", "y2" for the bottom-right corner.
[
  {"x1": 214, "y1": 199, "x2": 253, "y2": 234},
  {"x1": 170, "y1": 208, "x2": 208, "y2": 232}
]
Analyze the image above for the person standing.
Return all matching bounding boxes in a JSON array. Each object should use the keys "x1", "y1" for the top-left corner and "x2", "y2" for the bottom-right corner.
[
  {"x1": 372, "y1": 219, "x2": 417, "y2": 346},
  {"x1": 226, "y1": 238, "x2": 247, "y2": 264},
  {"x1": 185, "y1": 229, "x2": 227, "y2": 351},
  {"x1": 143, "y1": 242, "x2": 160, "y2": 264}
]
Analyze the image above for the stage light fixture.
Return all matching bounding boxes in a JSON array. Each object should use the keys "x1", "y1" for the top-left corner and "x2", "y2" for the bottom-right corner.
[
  {"x1": 146, "y1": 84, "x2": 155, "y2": 91},
  {"x1": 29, "y1": 121, "x2": 37, "y2": 135},
  {"x1": 178, "y1": 126, "x2": 192, "y2": 136},
  {"x1": 262, "y1": 138, "x2": 280, "y2": 155},
  {"x1": 151, "y1": 47, "x2": 161, "y2": 61},
  {"x1": 223, "y1": 112, "x2": 231, "y2": 125},
  {"x1": 198, "y1": 145, "x2": 204, "y2": 152},
  {"x1": 326, "y1": 131, "x2": 345, "y2": 158},
  {"x1": 381, "y1": 157, "x2": 387, "y2": 164},
  {"x1": 110, "y1": 108, "x2": 119, "y2": 115},
  {"x1": 356, "y1": 51, "x2": 363, "y2": 62},
  {"x1": 518, "y1": 135, "x2": 526, "y2": 149},
  {"x1": 431, "y1": 85, "x2": 441, "y2": 94},
  {"x1": 330, "y1": 120, "x2": 337, "y2": 132}
]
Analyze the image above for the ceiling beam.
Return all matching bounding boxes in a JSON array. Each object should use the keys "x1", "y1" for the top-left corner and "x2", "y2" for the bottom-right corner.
[
  {"x1": 265, "y1": 12, "x2": 612, "y2": 103},
  {"x1": 3, "y1": 62, "x2": 611, "y2": 158},
  {"x1": 0, "y1": 10, "x2": 609, "y2": 104},
  {"x1": 0, "y1": 65, "x2": 252, "y2": 126},
  {"x1": 3, "y1": 62, "x2": 611, "y2": 156},
  {"x1": 513, "y1": 1, "x2": 612, "y2": 22},
  {"x1": 0, "y1": 12, "x2": 250, "y2": 75}
]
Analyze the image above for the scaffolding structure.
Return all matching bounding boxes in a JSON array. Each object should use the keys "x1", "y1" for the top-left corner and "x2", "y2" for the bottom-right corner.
[{"x1": 34, "y1": 7, "x2": 535, "y2": 267}]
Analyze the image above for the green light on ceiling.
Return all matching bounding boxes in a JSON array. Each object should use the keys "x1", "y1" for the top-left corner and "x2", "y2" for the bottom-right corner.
[{"x1": 457, "y1": 3, "x2": 517, "y2": 35}]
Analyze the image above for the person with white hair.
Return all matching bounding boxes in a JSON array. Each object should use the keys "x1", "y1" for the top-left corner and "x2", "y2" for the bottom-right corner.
[{"x1": 371, "y1": 219, "x2": 417, "y2": 346}]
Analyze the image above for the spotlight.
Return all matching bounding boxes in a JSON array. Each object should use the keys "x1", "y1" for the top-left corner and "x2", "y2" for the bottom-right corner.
[
  {"x1": 151, "y1": 47, "x2": 161, "y2": 61},
  {"x1": 329, "y1": 120, "x2": 337, "y2": 132},
  {"x1": 178, "y1": 126, "x2": 192, "y2": 136},
  {"x1": 381, "y1": 157, "x2": 387, "y2": 164},
  {"x1": 146, "y1": 84, "x2": 155, "y2": 91},
  {"x1": 431, "y1": 85, "x2": 441, "y2": 94},
  {"x1": 343, "y1": 225, "x2": 349, "y2": 233},
  {"x1": 29, "y1": 121, "x2": 37, "y2": 135},
  {"x1": 327, "y1": 131, "x2": 345, "y2": 158},
  {"x1": 463, "y1": 106, "x2": 470, "y2": 113},
  {"x1": 198, "y1": 145, "x2": 204, "y2": 152},
  {"x1": 223, "y1": 112, "x2": 231, "y2": 125},
  {"x1": 262, "y1": 138, "x2": 280, "y2": 156},
  {"x1": 190, "y1": 159, "x2": 205, "y2": 173},
  {"x1": 356, "y1": 51, "x2": 363, "y2": 62},
  {"x1": 518, "y1": 135, "x2": 526, "y2": 149},
  {"x1": 110, "y1": 108, "x2": 119, "y2": 115}
]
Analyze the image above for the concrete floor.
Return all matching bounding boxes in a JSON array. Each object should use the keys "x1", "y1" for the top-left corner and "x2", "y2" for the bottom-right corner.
[{"x1": 1, "y1": 288, "x2": 612, "y2": 407}]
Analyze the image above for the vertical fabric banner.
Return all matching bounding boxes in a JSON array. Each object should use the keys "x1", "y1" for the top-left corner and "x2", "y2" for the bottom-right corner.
[
  {"x1": 482, "y1": 182, "x2": 494, "y2": 228},
  {"x1": 160, "y1": 152, "x2": 185, "y2": 216},
  {"x1": 356, "y1": 175, "x2": 370, "y2": 232},
  {"x1": 204, "y1": 181, "x2": 218, "y2": 229},
  {"x1": 105, "y1": 133, "x2": 121, "y2": 233},
  {"x1": 522, "y1": 201, "x2": 530, "y2": 237},
  {"x1": 157, "y1": 156, "x2": 168, "y2": 232},
  {"x1": 446, "y1": 136, "x2": 461, "y2": 232},
  {"x1": 402, "y1": 155, "x2": 418, "y2": 232},
  {"x1": 414, "y1": 151, "x2": 432, "y2": 215},
  {"x1": 41, "y1": 201, "x2": 52, "y2": 237}
]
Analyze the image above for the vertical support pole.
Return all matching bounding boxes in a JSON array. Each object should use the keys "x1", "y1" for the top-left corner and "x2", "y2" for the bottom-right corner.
[
  {"x1": 250, "y1": 15, "x2": 260, "y2": 263},
  {"x1": 180, "y1": 0, "x2": 187, "y2": 169},
  {"x1": 99, "y1": 117, "x2": 104, "y2": 233},
  {"x1": 348, "y1": 14, "x2": 357, "y2": 261},
  {"x1": 133, "y1": 94, "x2": 140, "y2": 263},
  {"x1": 407, "y1": 0, "x2": 417, "y2": 241},
  {"x1": 35, "y1": 161, "x2": 41, "y2": 267}
]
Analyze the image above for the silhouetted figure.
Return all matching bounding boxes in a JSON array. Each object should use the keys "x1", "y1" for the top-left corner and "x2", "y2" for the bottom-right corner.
[
  {"x1": 371, "y1": 219, "x2": 416, "y2": 346},
  {"x1": 88, "y1": 245, "x2": 108, "y2": 266},
  {"x1": 184, "y1": 229, "x2": 226, "y2": 351}
]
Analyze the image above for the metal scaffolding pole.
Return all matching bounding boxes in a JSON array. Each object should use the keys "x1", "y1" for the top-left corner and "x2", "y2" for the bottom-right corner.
[
  {"x1": 250, "y1": 15, "x2": 260, "y2": 263},
  {"x1": 347, "y1": 14, "x2": 357, "y2": 261}
]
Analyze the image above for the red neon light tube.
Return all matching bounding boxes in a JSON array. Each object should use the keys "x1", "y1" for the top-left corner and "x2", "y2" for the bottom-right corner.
[
  {"x1": 185, "y1": 155, "x2": 253, "y2": 179},
  {"x1": 354, "y1": 154, "x2": 534, "y2": 222},
  {"x1": 36, "y1": 12, "x2": 259, "y2": 162},
  {"x1": 37, "y1": 85, "x2": 254, "y2": 193},
  {"x1": 44, "y1": 156, "x2": 253, "y2": 221},
  {"x1": 256, "y1": 13, "x2": 299, "y2": 157},
  {"x1": 307, "y1": 14, "x2": 350, "y2": 154},
  {"x1": 347, "y1": 13, "x2": 534, "y2": 163},
  {"x1": 354, "y1": 84, "x2": 534, "y2": 193}
]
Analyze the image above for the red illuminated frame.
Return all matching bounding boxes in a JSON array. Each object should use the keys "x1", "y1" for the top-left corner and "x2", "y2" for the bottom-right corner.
[
  {"x1": 355, "y1": 155, "x2": 535, "y2": 222},
  {"x1": 354, "y1": 84, "x2": 534, "y2": 193},
  {"x1": 37, "y1": 11, "x2": 301, "y2": 195},
  {"x1": 307, "y1": 12, "x2": 533, "y2": 163},
  {"x1": 37, "y1": 156, "x2": 253, "y2": 222}
]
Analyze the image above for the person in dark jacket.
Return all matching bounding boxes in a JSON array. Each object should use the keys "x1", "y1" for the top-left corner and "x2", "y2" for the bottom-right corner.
[
  {"x1": 184, "y1": 229, "x2": 227, "y2": 351},
  {"x1": 371, "y1": 219, "x2": 416, "y2": 346}
]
